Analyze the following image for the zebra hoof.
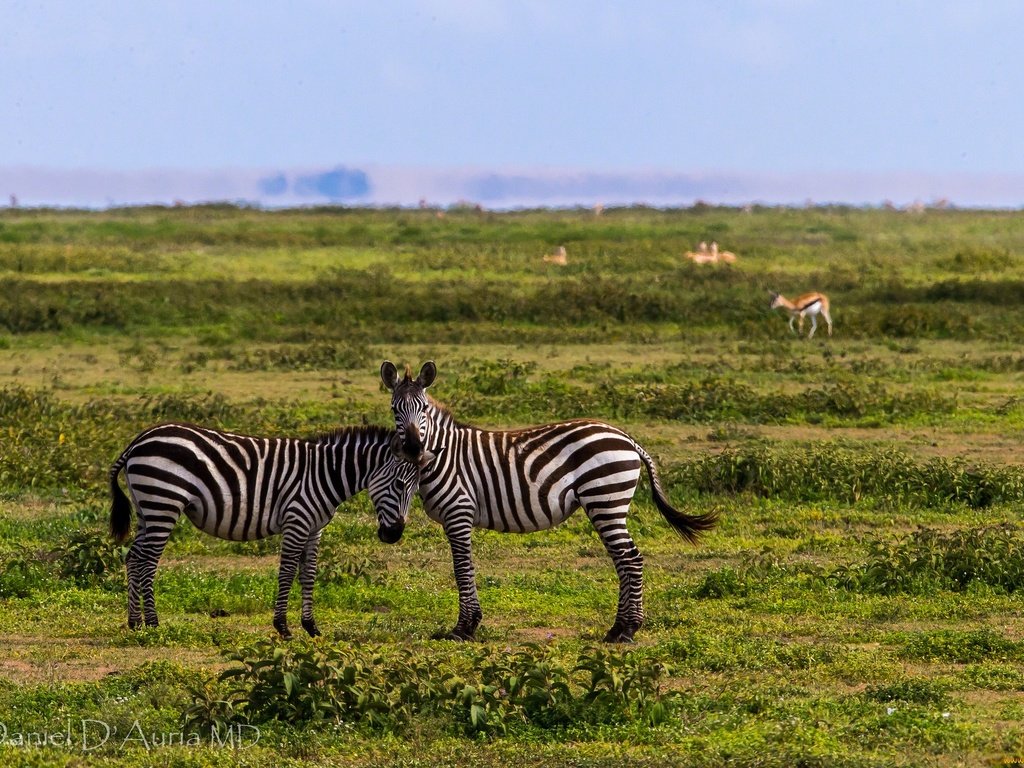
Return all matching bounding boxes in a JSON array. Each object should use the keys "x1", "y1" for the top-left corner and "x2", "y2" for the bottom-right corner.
[
  {"x1": 433, "y1": 627, "x2": 475, "y2": 642},
  {"x1": 273, "y1": 618, "x2": 292, "y2": 640},
  {"x1": 301, "y1": 617, "x2": 320, "y2": 637},
  {"x1": 144, "y1": 618, "x2": 159, "y2": 629},
  {"x1": 602, "y1": 626, "x2": 636, "y2": 643},
  {"x1": 128, "y1": 618, "x2": 141, "y2": 630}
]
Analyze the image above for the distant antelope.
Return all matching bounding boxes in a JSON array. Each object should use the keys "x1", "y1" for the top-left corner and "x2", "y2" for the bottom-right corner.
[
  {"x1": 543, "y1": 246, "x2": 568, "y2": 266},
  {"x1": 685, "y1": 241, "x2": 711, "y2": 263},
  {"x1": 685, "y1": 250, "x2": 716, "y2": 264},
  {"x1": 769, "y1": 292, "x2": 833, "y2": 338},
  {"x1": 709, "y1": 242, "x2": 738, "y2": 263},
  {"x1": 686, "y1": 241, "x2": 737, "y2": 265}
]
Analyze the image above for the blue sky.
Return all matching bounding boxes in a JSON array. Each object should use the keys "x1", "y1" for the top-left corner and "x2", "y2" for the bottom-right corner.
[{"x1": 3, "y1": 1, "x2": 1024, "y2": 206}]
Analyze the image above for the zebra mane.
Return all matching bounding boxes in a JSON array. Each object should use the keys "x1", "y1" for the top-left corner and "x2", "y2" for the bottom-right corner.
[
  {"x1": 317, "y1": 424, "x2": 395, "y2": 443},
  {"x1": 426, "y1": 394, "x2": 451, "y2": 415},
  {"x1": 425, "y1": 395, "x2": 473, "y2": 429}
]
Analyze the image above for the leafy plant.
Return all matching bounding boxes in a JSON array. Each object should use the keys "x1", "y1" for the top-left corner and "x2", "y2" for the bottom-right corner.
[
  {"x1": 183, "y1": 640, "x2": 681, "y2": 738},
  {"x1": 55, "y1": 530, "x2": 127, "y2": 588},
  {"x1": 316, "y1": 549, "x2": 378, "y2": 585},
  {"x1": 576, "y1": 646, "x2": 673, "y2": 725},
  {"x1": 0, "y1": 546, "x2": 51, "y2": 597},
  {"x1": 835, "y1": 524, "x2": 1024, "y2": 595}
]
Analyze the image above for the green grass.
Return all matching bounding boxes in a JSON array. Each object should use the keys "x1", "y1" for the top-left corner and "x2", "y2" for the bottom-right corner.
[{"x1": 1, "y1": 205, "x2": 1024, "y2": 766}]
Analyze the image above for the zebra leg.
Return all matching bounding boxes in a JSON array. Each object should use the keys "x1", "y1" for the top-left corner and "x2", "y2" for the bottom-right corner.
[
  {"x1": 125, "y1": 539, "x2": 142, "y2": 629},
  {"x1": 135, "y1": 527, "x2": 173, "y2": 628},
  {"x1": 273, "y1": 517, "x2": 311, "y2": 640},
  {"x1": 299, "y1": 530, "x2": 323, "y2": 638},
  {"x1": 438, "y1": 512, "x2": 482, "y2": 641},
  {"x1": 589, "y1": 510, "x2": 645, "y2": 643}
]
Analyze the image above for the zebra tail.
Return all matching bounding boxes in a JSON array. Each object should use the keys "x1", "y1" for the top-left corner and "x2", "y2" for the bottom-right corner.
[
  {"x1": 634, "y1": 441, "x2": 718, "y2": 545},
  {"x1": 109, "y1": 453, "x2": 134, "y2": 543}
]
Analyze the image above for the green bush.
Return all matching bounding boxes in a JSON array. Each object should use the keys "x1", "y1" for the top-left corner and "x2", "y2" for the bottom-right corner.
[
  {"x1": 316, "y1": 549, "x2": 378, "y2": 586},
  {"x1": 834, "y1": 525, "x2": 1024, "y2": 595},
  {"x1": 55, "y1": 530, "x2": 127, "y2": 589},
  {"x1": 671, "y1": 446, "x2": 1024, "y2": 508},
  {"x1": 863, "y1": 678, "x2": 950, "y2": 707},
  {"x1": 183, "y1": 640, "x2": 680, "y2": 738},
  {"x1": 227, "y1": 341, "x2": 378, "y2": 372},
  {"x1": 0, "y1": 546, "x2": 51, "y2": 597},
  {"x1": 893, "y1": 629, "x2": 1024, "y2": 664}
]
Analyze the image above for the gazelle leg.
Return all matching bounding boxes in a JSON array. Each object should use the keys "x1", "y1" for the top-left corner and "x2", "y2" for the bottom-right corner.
[
  {"x1": 808, "y1": 315, "x2": 818, "y2": 338},
  {"x1": 823, "y1": 309, "x2": 833, "y2": 336}
]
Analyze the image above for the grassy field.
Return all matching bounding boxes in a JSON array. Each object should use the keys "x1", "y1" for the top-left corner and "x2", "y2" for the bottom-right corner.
[{"x1": 1, "y1": 204, "x2": 1024, "y2": 766}]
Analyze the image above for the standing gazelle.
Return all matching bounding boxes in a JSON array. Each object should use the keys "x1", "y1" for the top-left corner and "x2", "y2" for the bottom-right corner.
[{"x1": 769, "y1": 292, "x2": 833, "y2": 338}]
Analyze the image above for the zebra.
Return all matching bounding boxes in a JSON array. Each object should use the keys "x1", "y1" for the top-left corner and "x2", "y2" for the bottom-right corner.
[
  {"x1": 109, "y1": 422, "x2": 419, "y2": 639},
  {"x1": 379, "y1": 361, "x2": 718, "y2": 642}
]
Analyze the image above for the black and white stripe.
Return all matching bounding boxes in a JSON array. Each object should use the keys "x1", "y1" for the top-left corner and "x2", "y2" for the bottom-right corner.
[
  {"x1": 109, "y1": 422, "x2": 417, "y2": 638},
  {"x1": 380, "y1": 361, "x2": 718, "y2": 642}
]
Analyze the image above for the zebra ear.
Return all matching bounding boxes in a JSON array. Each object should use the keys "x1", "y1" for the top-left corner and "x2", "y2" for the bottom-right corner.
[
  {"x1": 416, "y1": 361, "x2": 437, "y2": 389},
  {"x1": 381, "y1": 361, "x2": 399, "y2": 391}
]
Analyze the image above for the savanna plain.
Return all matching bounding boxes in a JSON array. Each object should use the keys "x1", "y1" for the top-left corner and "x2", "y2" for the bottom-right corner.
[{"x1": 1, "y1": 205, "x2": 1024, "y2": 767}]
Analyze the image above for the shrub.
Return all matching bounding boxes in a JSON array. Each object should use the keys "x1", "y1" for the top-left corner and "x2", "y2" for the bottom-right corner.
[
  {"x1": 893, "y1": 629, "x2": 1024, "y2": 664},
  {"x1": 671, "y1": 446, "x2": 1024, "y2": 508},
  {"x1": 183, "y1": 640, "x2": 681, "y2": 737},
  {"x1": 316, "y1": 549, "x2": 378, "y2": 586},
  {"x1": 55, "y1": 530, "x2": 127, "y2": 588},
  {"x1": 834, "y1": 525, "x2": 1024, "y2": 595},
  {"x1": 227, "y1": 341, "x2": 377, "y2": 372},
  {"x1": 863, "y1": 678, "x2": 950, "y2": 707},
  {"x1": 0, "y1": 546, "x2": 51, "y2": 597}
]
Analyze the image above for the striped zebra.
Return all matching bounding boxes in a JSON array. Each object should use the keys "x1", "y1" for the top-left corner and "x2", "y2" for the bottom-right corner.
[
  {"x1": 380, "y1": 361, "x2": 718, "y2": 642},
  {"x1": 109, "y1": 422, "x2": 419, "y2": 639}
]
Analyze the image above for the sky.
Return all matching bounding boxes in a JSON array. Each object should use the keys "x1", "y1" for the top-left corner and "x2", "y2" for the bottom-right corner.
[{"x1": 3, "y1": 1, "x2": 1024, "y2": 208}]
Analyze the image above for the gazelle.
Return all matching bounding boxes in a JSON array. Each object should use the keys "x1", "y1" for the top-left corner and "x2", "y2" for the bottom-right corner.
[
  {"x1": 543, "y1": 245, "x2": 568, "y2": 266},
  {"x1": 686, "y1": 241, "x2": 738, "y2": 265},
  {"x1": 769, "y1": 292, "x2": 833, "y2": 338},
  {"x1": 710, "y1": 241, "x2": 737, "y2": 263}
]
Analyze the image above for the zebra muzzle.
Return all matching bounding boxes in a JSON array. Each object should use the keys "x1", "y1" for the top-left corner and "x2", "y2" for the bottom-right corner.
[
  {"x1": 377, "y1": 522, "x2": 405, "y2": 544},
  {"x1": 391, "y1": 431, "x2": 424, "y2": 465},
  {"x1": 402, "y1": 432, "x2": 423, "y2": 461}
]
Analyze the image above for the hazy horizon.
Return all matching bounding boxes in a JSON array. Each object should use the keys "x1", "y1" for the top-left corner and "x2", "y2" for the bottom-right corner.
[{"x1": 4, "y1": 164, "x2": 1024, "y2": 211}]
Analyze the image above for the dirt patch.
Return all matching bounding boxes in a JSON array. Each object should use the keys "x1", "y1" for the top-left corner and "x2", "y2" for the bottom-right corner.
[{"x1": 0, "y1": 634, "x2": 218, "y2": 684}]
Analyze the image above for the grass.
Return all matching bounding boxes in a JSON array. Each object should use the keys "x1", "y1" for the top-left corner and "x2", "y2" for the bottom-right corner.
[{"x1": 1, "y1": 205, "x2": 1024, "y2": 766}]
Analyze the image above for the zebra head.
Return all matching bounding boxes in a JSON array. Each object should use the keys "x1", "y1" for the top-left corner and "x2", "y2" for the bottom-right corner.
[
  {"x1": 381, "y1": 360, "x2": 436, "y2": 465},
  {"x1": 369, "y1": 444, "x2": 424, "y2": 545}
]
